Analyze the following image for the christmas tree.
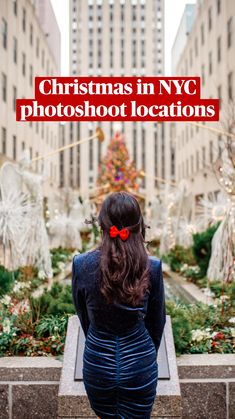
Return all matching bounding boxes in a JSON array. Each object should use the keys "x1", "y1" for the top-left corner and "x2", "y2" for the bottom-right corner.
[{"x1": 96, "y1": 132, "x2": 140, "y2": 197}]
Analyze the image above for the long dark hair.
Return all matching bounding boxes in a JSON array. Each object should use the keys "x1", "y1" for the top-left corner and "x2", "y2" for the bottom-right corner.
[{"x1": 98, "y1": 192, "x2": 150, "y2": 306}]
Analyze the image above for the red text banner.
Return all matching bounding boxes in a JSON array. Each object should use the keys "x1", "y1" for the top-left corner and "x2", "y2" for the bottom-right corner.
[{"x1": 16, "y1": 77, "x2": 219, "y2": 122}]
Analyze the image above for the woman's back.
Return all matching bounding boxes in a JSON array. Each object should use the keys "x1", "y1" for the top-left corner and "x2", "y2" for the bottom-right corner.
[
  {"x1": 72, "y1": 192, "x2": 166, "y2": 419},
  {"x1": 72, "y1": 249, "x2": 165, "y2": 349}
]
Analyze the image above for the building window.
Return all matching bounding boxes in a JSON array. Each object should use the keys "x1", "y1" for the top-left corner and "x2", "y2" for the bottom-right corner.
[
  {"x1": 217, "y1": 36, "x2": 221, "y2": 62},
  {"x1": 227, "y1": 17, "x2": 232, "y2": 48},
  {"x1": 218, "y1": 135, "x2": 222, "y2": 157},
  {"x1": 13, "y1": 135, "x2": 17, "y2": 160},
  {"x1": 13, "y1": 86, "x2": 17, "y2": 111},
  {"x1": 2, "y1": 127, "x2": 6, "y2": 154},
  {"x1": 42, "y1": 50, "x2": 45, "y2": 68},
  {"x1": 189, "y1": 48, "x2": 193, "y2": 67},
  {"x1": 30, "y1": 24, "x2": 33, "y2": 45},
  {"x1": 201, "y1": 23, "x2": 204, "y2": 45},
  {"x1": 209, "y1": 141, "x2": 213, "y2": 163},
  {"x1": 97, "y1": 125, "x2": 102, "y2": 165},
  {"x1": 171, "y1": 148, "x2": 175, "y2": 178},
  {"x1": 76, "y1": 125, "x2": 80, "y2": 187},
  {"x1": 89, "y1": 138, "x2": 93, "y2": 170},
  {"x1": 133, "y1": 123, "x2": 137, "y2": 164},
  {"x1": 36, "y1": 38, "x2": 39, "y2": 58},
  {"x1": 228, "y1": 72, "x2": 233, "y2": 100},
  {"x1": 29, "y1": 65, "x2": 33, "y2": 86},
  {"x1": 141, "y1": 127, "x2": 146, "y2": 188},
  {"x1": 132, "y1": 39, "x2": 137, "y2": 69},
  {"x1": 22, "y1": 8, "x2": 26, "y2": 32},
  {"x1": 59, "y1": 152, "x2": 64, "y2": 188},
  {"x1": 186, "y1": 159, "x2": 189, "y2": 177},
  {"x1": 196, "y1": 150, "x2": 199, "y2": 170},
  {"x1": 217, "y1": 0, "x2": 221, "y2": 14},
  {"x1": 2, "y1": 18, "x2": 7, "y2": 50},
  {"x1": 208, "y1": 7, "x2": 212, "y2": 31},
  {"x1": 97, "y1": 38, "x2": 102, "y2": 69},
  {"x1": 13, "y1": 37, "x2": 17, "y2": 63},
  {"x1": 2, "y1": 73, "x2": 7, "y2": 102},
  {"x1": 218, "y1": 85, "x2": 222, "y2": 109},
  {"x1": 195, "y1": 37, "x2": 198, "y2": 57},
  {"x1": 154, "y1": 131, "x2": 158, "y2": 187},
  {"x1": 121, "y1": 49, "x2": 124, "y2": 69},
  {"x1": 190, "y1": 155, "x2": 194, "y2": 174},
  {"x1": 201, "y1": 64, "x2": 205, "y2": 85},
  {"x1": 209, "y1": 51, "x2": 212, "y2": 75},
  {"x1": 13, "y1": 0, "x2": 17, "y2": 16},
  {"x1": 202, "y1": 146, "x2": 206, "y2": 168},
  {"x1": 22, "y1": 53, "x2": 26, "y2": 76}
]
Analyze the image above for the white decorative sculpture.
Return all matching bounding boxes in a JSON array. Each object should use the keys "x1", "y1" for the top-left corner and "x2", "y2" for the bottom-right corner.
[
  {"x1": 207, "y1": 148, "x2": 235, "y2": 282},
  {"x1": 0, "y1": 150, "x2": 52, "y2": 277},
  {"x1": 49, "y1": 199, "x2": 83, "y2": 250}
]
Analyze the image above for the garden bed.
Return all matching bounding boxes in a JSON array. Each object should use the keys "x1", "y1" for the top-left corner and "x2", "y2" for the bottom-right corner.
[
  {"x1": 0, "y1": 248, "x2": 76, "y2": 357},
  {"x1": 0, "y1": 245, "x2": 234, "y2": 357}
]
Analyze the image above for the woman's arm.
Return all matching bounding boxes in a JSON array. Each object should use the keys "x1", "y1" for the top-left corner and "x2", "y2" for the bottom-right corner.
[
  {"x1": 72, "y1": 255, "x2": 90, "y2": 336},
  {"x1": 144, "y1": 259, "x2": 166, "y2": 353}
]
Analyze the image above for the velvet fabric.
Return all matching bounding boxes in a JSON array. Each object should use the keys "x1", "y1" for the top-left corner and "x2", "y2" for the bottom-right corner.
[{"x1": 72, "y1": 249, "x2": 166, "y2": 418}]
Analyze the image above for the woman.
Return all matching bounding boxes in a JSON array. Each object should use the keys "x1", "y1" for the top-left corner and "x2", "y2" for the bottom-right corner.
[{"x1": 72, "y1": 192, "x2": 166, "y2": 419}]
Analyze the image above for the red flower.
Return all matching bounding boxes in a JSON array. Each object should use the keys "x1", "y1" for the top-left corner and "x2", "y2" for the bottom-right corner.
[
  {"x1": 211, "y1": 341, "x2": 218, "y2": 347},
  {"x1": 213, "y1": 332, "x2": 225, "y2": 340}
]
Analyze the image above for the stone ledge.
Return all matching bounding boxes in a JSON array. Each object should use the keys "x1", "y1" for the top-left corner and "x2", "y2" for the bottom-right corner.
[
  {"x1": 177, "y1": 354, "x2": 235, "y2": 379},
  {"x1": 0, "y1": 357, "x2": 62, "y2": 382}
]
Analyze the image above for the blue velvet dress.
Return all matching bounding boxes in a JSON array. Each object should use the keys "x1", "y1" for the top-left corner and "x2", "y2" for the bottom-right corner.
[{"x1": 72, "y1": 249, "x2": 166, "y2": 419}]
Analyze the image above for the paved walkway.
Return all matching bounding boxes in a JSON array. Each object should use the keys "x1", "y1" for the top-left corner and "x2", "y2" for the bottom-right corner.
[{"x1": 165, "y1": 270, "x2": 214, "y2": 305}]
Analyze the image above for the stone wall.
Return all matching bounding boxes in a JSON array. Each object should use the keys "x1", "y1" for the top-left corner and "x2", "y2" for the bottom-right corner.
[
  {"x1": 0, "y1": 355, "x2": 234, "y2": 419},
  {"x1": 0, "y1": 357, "x2": 62, "y2": 419},
  {"x1": 177, "y1": 354, "x2": 235, "y2": 419}
]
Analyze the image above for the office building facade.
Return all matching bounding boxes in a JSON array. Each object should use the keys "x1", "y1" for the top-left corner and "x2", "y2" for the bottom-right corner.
[
  {"x1": 172, "y1": 0, "x2": 235, "y2": 215},
  {"x1": 0, "y1": 0, "x2": 60, "y2": 195},
  {"x1": 65, "y1": 0, "x2": 165, "y2": 202}
]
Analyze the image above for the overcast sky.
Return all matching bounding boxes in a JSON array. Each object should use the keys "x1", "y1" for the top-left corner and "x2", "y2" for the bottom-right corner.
[{"x1": 51, "y1": 0, "x2": 196, "y2": 76}]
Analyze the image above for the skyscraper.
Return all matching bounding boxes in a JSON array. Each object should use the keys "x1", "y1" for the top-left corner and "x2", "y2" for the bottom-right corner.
[
  {"x1": 0, "y1": 0, "x2": 61, "y2": 196},
  {"x1": 64, "y1": 0, "x2": 165, "y2": 202},
  {"x1": 172, "y1": 0, "x2": 235, "y2": 216}
]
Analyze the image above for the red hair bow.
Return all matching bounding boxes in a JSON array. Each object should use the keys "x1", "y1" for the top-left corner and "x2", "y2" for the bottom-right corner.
[{"x1": 109, "y1": 225, "x2": 130, "y2": 241}]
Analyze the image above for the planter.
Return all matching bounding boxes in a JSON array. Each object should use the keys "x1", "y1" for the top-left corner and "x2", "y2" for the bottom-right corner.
[{"x1": 0, "y1": 354, "x2": 234, "y2": 418}]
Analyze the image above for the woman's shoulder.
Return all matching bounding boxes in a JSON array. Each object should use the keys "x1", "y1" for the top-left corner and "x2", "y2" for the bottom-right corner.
[
  {"x1": 148, "y1": 256, "x2": 163, "y2": 287},
  {"x1": 148, "y1": 255, "x2": 162, "y2": 270},
  {"x1": 73, "y1": 249, "x2": 100, "y2": 271}
]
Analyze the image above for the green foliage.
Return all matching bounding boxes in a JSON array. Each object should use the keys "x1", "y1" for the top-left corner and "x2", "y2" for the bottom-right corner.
[
  {"x1": 166, "y1": 300, "x2": 192, "y2": 354},
  {"x1": 0, "y1": 266, "x2": 19, "y2": 296},
  {"x1": 0, "y1": 307, "x2": 69, "y2": 357},
  {"x1": 0, "y1": 315, "x2": 18, "y2": 356},
  {"x1": 166, "y1": 300, "x2": 234, "y2": 356},
  {"x1": 30, "y1": 282, "x2": 75, "y2": 321},
  {"x1": 192, "y1": 223, "x2": 220, "y2": 278},
  {"x1": 35, "y1": 315, "x2": 68, "y2": 338},
  {"x1": 162, "y1": 245, "x2": 196, "y2": 272},
  {"x1": 51, "y1": 247, "x2": 72, "y2": 266},
  {"x1": 50, "y1": 247, "x2": 74, "y2": 275},
  {"x1": 209, "y1": 281, "x2": 235, "y2": 300}
]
